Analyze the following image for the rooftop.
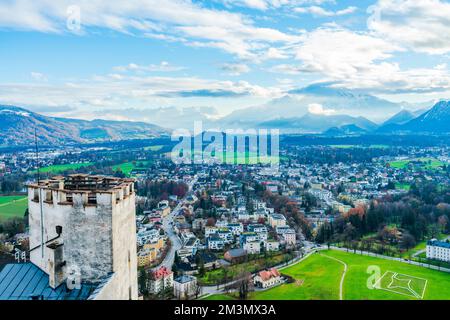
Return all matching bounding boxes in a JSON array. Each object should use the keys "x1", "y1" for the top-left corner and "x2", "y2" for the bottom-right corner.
[
  {"x1": 0, "y1": 263, "x2": 96, "y2": 300},
  {"x1": 28, "y1": 174, "x2": 135, "y2": 193},
  {"x1": 174, "y1": 275, "x2": 196, "y2": 284},
  {"x1": 428, "y1": 239, "x2": 450, "y2": 249}
]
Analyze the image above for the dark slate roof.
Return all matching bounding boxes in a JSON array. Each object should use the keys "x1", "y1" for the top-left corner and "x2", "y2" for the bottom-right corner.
[
  {"x1": 174, "y1": 275, "x2": 196, "y2": 284},
  {"x1": 428, "y1": 239, "x2": 450, "y2": 249},
  {"x1": 0, "y1": 263, "x2": 96, "y2": 300},
  {"x1": 225, "y1": 248, "x2": 247, "y2": 258}
]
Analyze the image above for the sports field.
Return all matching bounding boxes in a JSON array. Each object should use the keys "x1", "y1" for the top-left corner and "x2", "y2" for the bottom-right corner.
[
  {"x1": 204, "y1": 250, "x2": 450, "y2": 300},
  {"x1": 0, "y1": 196, "x2": 27, "y2": 221}
]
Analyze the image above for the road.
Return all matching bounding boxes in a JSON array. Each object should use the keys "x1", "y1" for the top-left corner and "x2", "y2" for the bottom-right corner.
[{"x1": 153, "y1": 176, "x2": 197, "y2": 271}]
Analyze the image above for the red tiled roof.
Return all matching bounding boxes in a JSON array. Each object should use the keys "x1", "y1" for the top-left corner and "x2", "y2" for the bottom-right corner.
[
  {"x1": 152, "y1": 266, "x2": 172, "y2": 279},
  {"x1": 258, "y1": 268, "x2": 280, "y2": 281}
]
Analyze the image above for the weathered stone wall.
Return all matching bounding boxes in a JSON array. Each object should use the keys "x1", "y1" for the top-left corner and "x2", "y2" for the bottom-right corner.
[
  {"x1": 28, "y1": 180, "x2": 138, "y2": 300},
  {"x1": 65, "y1": 192, "x2": 113, "y2": 283},
  {"x1": 111, "y1": 190, "x2": 138, "y2": 299}
]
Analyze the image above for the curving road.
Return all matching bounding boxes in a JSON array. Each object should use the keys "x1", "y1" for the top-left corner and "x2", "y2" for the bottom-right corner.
[{"x1": 153, "y1": 176, "x2": 197, "y2": 271}]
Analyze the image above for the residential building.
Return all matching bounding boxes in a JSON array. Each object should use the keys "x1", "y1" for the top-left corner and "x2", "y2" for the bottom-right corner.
[
  {"x1": 243, "y1": 240, "x2": 261, "y2": 255},
  {"x1": 269, "y1": 214, "x2": 287, "y2": 228},
  {"x1": 254, "y1": 268, "x2": 282, "y2": 289},
  {"x1": 148, "y1": 266, "x2": 173, "y2": 295},
  {"x1": 426, "y1": 239, "x2": 450, "y2": 262},
  {"x1": 138, "y1": 248, "x2": 157, "y2": 267},
  {"x1": 224, "y1": 248, "x2": 247, "y2": 263},
  {"x1": 173, "y1": 275, "x2": 197, "y2": 300}
]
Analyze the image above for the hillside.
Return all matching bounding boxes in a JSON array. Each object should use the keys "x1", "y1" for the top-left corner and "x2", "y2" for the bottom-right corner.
[{"x1": 0, "y1": 105, "x2": 166, "y2": 146}]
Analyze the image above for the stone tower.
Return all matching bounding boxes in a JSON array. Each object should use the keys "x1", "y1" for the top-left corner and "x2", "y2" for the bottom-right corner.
[{"x1": 27, "y1": 174, "x2": 138, "y2": 300}]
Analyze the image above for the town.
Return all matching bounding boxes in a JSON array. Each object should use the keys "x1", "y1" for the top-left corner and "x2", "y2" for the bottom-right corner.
[{"x1": 0, "y1": 137, "x2": 449, "y2": 300}]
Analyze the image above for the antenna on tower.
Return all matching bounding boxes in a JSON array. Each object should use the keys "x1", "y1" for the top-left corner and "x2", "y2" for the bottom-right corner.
[
  {"x1": 34, "y1": 127, "x2": 45, "y2": 258},
  {"x1": 34, "y1": 127, "x2": 40, "y2": 183}
]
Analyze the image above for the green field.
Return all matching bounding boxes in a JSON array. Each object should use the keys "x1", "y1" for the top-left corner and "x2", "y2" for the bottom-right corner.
[
  {"x1": 202, "y1": 294, "x2": 235, "y2": 301},
  {"x1": 32, "y1": 162, "x2": 95, "y2": 174},
  {"x1": 169, "y1": 150, "x2": 284, "y2": 165},
  {"x1": 0, "y1": 196, "x2": 27, "y2": 221},
  {"x1": 329, "y1": 144, "x2": 389, "y2": 149},
  {"x1": 207, "y1": 250, "x2": 450, "y2": 300},
  {"x1": 389, "y1": 158, "x2": 446, "y2": 171},
  {"x1": 144, "y1": 145, "x2": 164, "y2": 151},
  {"x1": 395, "y1": 182, "x2": 411, "y2": 191},
  {"x1": 112, "y1": 160, "x2": 153, "y2": 176}
]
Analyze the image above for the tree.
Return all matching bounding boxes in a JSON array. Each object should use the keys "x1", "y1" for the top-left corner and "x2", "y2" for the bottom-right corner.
[
  {"x1": 399, "y1": 232, "x2": 416, "y2": 251},
  {"x1": 343, "y1": 223, "x2": 357, "y2": 242},
  {"x1": 438, "y1": 215, "x2": 449, "y2": 233},
  {"x1": 237, "y1": 272, "x2": 253, "y2": 300},
  {"x1": 138, "y1": 268, "x2": 149, "y2": 297},
  {"x1": 193, "y1": 282, "x2": 202, "y2": 299}
]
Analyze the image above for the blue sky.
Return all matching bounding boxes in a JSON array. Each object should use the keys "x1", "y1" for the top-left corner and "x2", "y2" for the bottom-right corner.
[{"x1": 0, "y1": 0, "x2": 449, "y2": 126}]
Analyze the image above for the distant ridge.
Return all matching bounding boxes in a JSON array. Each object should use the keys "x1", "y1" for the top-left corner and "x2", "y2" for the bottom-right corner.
[{"x1": 0, "y1": 105, "x2": 167, "y2": 146}]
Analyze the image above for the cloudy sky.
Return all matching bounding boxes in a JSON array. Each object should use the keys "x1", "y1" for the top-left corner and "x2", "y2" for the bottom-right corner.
[{"x1": 0, "y1": 0, "x2": 450, "y2": 124}]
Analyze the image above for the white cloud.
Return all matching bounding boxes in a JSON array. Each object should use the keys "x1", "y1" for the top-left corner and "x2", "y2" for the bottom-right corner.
[
  {"x1": 0, "y1": 0, "x2": 300, "y2": 60},
  {"x1": 294, "y1": 28, "x2": 400, "y2": 77},
  {"x1": 113, "y1": 61, "x2": 185, "y2": 73},
  {"x1": 0, "y1": 72, "x2": 282, "y2": 117},
  {"x1": 294, "y1": 5, "x2": 357, "y2": 17},
  {"x1": 368, "y1": 0, "x2": 450, "y2": 55},
  {"x1": 308, "y1": 103, "x2": 335, "y2": 115},
  {"x1": 221, "y1": 63, "x2": 251, "y2": 76},
  {"x1": 269, "y1": 27, "x2": 450, "y2": 93},
  {"x1": 30, "y1": 72, "x2": 47, "y2": 81},
  {"x1": 265, "y1": 47, "x2": 289, "y2": 59}
]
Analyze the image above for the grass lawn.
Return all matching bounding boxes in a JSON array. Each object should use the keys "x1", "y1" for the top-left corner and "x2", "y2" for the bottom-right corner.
[
  {"x1": 0, "y1": 196, "x2": 27, "y2": 221},
  {"x1": 395, "y1": 182, "x2": 411, "y2": 191},
  {"x1": 144, "y1": 145, "x2": 164, "y2": 151},
  {"x1": 169, "y1": 150, "x2": 284, "y2": 165},
  {"x1": 252, "y1": 253, "x2": 342, "y2": 300},
  {"x1": 198, "y1": 253, "x2": 293, "y2": 286},
  {"x1": 202, "y1": 294, "x2": 235, "y2": 300},
  {"x1": 329, "y1": 145, "x2": 389, "y2": 149},
  {"x1": 112, "y1": 160, "x2": 153, "y2": 176},
  {"x1": 207, "y1": 250, "x2": 450, "y2": 300},
  {"x1": 389, "y1": 158, "x2": 446, "y2": 171},
  {"x1": 31, "y1": 162, "x2": 95, "y2": 174}
]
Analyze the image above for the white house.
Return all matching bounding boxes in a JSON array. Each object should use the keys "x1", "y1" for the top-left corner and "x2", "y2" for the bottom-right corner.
[
  {"x1": 243, "y1": 240, "x2": 261, "y2": 255},
  {"x1": 264, "y1": 240, "x2": 280, "y2": 252},
  {"x1": 208, "y1": 235, "x2": 225, "y2": 250},
  {"x1": 253, "y1": 268, "x2": 282, "y2": 289},
  {"x1": 426, "y1": 239, "x2": 450, "y2": 262},
  {"x1": 173, "y1": 275, "x2": 197, "y2": 300},
  {"x1": 281, "y1": 229, "x2": 296, "y2": 247},
  {"x1": 269, "y1": 214, "x2": 286, "y2": 228},
  {"x1": 148, "y1": 266, "x2": 173, "y2": 294}
]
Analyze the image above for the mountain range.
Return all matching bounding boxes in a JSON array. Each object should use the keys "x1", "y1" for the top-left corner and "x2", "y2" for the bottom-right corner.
[
  {"x1": 0, "y1": 105, "x2": 167, "y2": 146},
  {"x1": 0, "y1": 98, "x2": 448, "y2": 146}
]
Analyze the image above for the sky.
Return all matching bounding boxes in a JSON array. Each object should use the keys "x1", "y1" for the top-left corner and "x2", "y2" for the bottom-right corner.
[{"x1": 0, "y1": 0, "x2": 450, "y2": 125}]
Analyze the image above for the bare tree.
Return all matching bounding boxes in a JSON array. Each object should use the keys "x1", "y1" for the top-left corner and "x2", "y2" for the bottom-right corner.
[
  {"x1": 237, "y1": 272, "x2": 254, "y2": 300},
  {"x1": 194, "y1": 282, "x2": 202, "y2": 299}
]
